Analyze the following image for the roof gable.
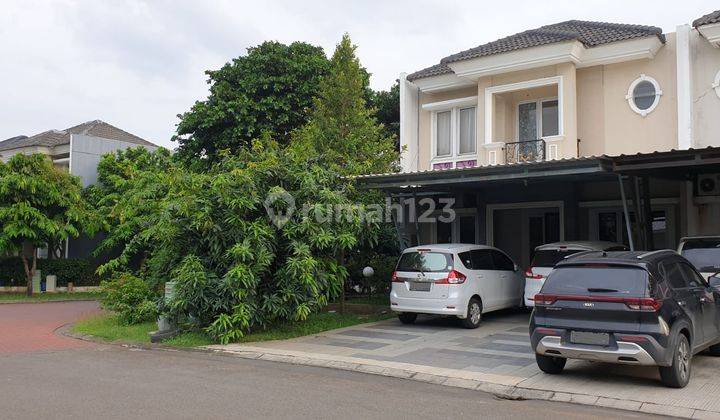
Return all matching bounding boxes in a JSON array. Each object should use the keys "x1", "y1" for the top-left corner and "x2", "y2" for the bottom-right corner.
[
  {"x1": 0, "y1": 120, "x2": 157, "y2": 152},
  {"x1": 408, "y1": 20, "x2": 664, "y2": 81}
]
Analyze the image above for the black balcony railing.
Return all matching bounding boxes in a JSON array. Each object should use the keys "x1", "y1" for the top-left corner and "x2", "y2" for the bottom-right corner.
[{"x1": 504, "y1": 139, "x2": 546, "y2": 164}]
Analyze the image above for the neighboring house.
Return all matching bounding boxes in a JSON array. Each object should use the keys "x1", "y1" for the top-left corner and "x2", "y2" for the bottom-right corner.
[
  {"x1": 357, "y1": 12, "x2": 720, "y2": 268},
  {"x1": 0, "y1": 120, "x2": 158, "y2": 259}
]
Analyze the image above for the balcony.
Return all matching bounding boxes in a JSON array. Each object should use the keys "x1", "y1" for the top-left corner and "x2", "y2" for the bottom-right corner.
[{"x1": 504, "y1": 139, "x2": 546, "y2": 164}]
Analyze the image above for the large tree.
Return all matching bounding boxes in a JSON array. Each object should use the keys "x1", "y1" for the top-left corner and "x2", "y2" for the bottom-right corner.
[
  {"x1": 0, "y1": 154, "x2": 89, "y2": 295},
  {"x1": 369, "y1": 81, "x2": 400, "y2": 147},
  {"x1": 291, "y1": 34, "x2": 398, "y2": 176},
  {"x1": 174, "y1": 41, "x2": 330, "y2": 162}
]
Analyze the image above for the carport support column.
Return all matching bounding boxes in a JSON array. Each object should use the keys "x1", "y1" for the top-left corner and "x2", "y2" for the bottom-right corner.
[{"x1": 618, "y1": 175, "x2": 635, "y2": 251}]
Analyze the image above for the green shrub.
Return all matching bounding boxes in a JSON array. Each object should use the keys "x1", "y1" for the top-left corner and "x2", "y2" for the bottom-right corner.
[
  {"x1": 41, "y1": 258, "x2": 99, "y2": 286},
  {"x1": 0, "y1": 257, "x2": 25, "y2": 287},
  {"x1": 0, "y1": 257, "x2": 100, "y2": 287},
  {"x1": 100, "y1": 273, "x2": 158, "y2": 325}
]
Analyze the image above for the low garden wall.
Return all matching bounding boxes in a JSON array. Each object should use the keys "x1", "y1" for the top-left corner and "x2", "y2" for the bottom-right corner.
[{"x1": 0, "y1": 257, "x2": 100, "y2": 288}]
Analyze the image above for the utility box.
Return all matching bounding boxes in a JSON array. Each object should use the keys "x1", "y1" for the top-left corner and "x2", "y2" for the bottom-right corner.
[{"x1": 46, "y1": 275, "x2": 57, "y2": 293}]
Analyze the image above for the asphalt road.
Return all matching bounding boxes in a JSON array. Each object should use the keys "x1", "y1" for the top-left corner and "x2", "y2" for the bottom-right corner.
[{"x1": 1, "y1": 345, "x2": 666, "y2": 420}]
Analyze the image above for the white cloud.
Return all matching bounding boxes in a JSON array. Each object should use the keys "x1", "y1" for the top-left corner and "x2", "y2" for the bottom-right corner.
[{"x1": 0, "y1": 0, "x2": 716, "y2": 148}]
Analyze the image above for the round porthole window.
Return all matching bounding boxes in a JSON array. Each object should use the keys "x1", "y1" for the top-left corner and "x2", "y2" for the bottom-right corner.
[
  {"x1": 714, "y1": 70, "x2": 720, "y2": 99},
  {"x1": 626, "y1": 74, "x2": 662, "y2": 117}
]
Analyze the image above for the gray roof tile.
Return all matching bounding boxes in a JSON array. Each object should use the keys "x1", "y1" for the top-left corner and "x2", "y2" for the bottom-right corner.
[
  {"x1": 408, "y1": 20, "x2": 665, "y2": 81},
  {"x1": 694, "y1": 10, "x2": 720, "y2": 27},
  {"x1": 0, "y1": 120, "x2": 157, "y2": 152}
]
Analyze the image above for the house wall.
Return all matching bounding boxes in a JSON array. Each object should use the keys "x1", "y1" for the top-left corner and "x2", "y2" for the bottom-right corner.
[
  {"x1": 69, "y1": 134, "x2": 158, "y2": 187},
  {"x1": 690, "y1": 28, "x2": 720, "y2": 148}
]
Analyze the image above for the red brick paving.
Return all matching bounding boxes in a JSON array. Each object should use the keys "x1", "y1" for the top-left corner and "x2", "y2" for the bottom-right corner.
[{"x1": 0, "y1": 300, "x2": 101, "y2": 353}]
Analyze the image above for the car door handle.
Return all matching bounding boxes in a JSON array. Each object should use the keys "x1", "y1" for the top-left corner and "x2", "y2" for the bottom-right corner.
[
  {"x1": 678, "y1": 300, "x2": 686, "y2": 307},
  {"x1": 700, "y1": 297, "x2": 708, "y2": 303},
  {"x1": 476, "y1": 274, "x2": 484, "y2": 279}
]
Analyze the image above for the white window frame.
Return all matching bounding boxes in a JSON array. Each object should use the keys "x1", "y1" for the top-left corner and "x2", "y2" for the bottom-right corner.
[
  {"x1": 427, "y1": 98, "x2": 478, "y2": 164},
  {"x1": 515, "y1": 96, "x2": 559, "y2": 142},
  {"x1": 626, "y1": 74, "x2": 662, "y2": 117},
  {"x1": 714, "y1": 70, "x2": 720, "y2": 99}
]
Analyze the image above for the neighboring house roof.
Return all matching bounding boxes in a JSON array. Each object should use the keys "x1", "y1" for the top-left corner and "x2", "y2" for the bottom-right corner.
[
  {"x1": 693, "y1": 10, "x2": 720, "y2": 27},
  {"x1": 407, "y1": 20, "x2": 665, "y2": 81},
  {"x1": 0, "y1": 120, "x2": 156, "y2": 152}
]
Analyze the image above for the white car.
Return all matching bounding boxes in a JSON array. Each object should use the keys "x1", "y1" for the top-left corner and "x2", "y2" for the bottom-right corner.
[
  {"x1": 390, "y1": 244, "x2": 523, "y2": 329},
  {"x1": 524, "y1": 241, "x2": 627, "y2": 307},
  {"x1": 678, "y1": 236, "x2": 720, "y2": 280}
]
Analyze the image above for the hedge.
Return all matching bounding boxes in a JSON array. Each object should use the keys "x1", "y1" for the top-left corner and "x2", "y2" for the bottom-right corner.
[{"x1": 0, "y1": 257, "x2": 99, "y2": 287}]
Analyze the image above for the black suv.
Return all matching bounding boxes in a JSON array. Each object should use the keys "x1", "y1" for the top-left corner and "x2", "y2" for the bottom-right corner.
[{"x1": 530, "y1": 250, "x2": 720, "y2": 388}]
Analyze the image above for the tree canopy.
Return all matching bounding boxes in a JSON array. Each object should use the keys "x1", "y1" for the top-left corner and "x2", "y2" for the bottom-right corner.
[
  {"x1": 174, "y1": 41, "x2": 330, "y2": 162},
  {"x1": 0, "y1": 154, "x2": 90, "y2": 294}
]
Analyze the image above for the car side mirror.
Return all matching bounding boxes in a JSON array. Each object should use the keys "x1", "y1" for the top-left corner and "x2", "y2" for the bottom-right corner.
[
  {"x1": 514, "y1": 263, "x2": 519, "y2": 272},
  {"x1": 709, "y1": 275, "x2": 720, "y2": 290}
]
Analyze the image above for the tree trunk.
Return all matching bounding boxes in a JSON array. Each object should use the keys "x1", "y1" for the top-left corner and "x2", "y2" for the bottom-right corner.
[{"x1": 21, "y1": 249, "x2": 37, "y2": 297}]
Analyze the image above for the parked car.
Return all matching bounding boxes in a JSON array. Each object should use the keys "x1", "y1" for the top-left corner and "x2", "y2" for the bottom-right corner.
[
  {"x1": 530, "y1": 249, "x2": 720, "y2": 388},
  {"x1": 390, "y1": 244, "x2": 523, "y2": 329},
  {"x1": 524, "y1": 241, "x2": 627, "y2": 307},
  {"x1": 678, "y1": 236, "x2": 720, "y2": 279}
]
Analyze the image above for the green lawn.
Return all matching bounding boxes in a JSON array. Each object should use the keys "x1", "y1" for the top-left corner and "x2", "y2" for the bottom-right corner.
[
  {"x1": 0, "y1": 291, "x2": 102, "y2": 303},
  {"x1": 72, "y1": 310, "x2": 392, "y2": 347}
]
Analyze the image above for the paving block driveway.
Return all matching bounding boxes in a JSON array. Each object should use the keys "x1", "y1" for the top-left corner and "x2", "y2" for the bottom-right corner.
[{"x1": 211, "y1": 310, "x2": 720, "y2": 418}]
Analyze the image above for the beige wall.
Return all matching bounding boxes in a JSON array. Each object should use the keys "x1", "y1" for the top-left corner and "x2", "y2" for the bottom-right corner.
[{"x1": 600, "y1": 33, "x2": 678, "y2": 155}]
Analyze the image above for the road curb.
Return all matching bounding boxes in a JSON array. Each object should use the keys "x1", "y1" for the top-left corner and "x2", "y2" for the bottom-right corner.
[{"x1": 206, "y1": 345, "x2": 715, "y2": 419}]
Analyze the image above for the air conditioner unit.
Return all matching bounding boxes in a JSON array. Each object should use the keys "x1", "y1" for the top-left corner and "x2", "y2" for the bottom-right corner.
[{"x1": 697, "y1": 174, "x2": 720, "y2": 196}]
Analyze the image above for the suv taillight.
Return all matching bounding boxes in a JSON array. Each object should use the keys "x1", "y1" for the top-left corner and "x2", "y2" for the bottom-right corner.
[
  {"x1": 435, "y1": 270, "x2": 466, "y2": 285},
  {"x1": 534, "y1": 294, "x2": 662, "y2": 311},
  {"x1": 391, "y1": 271, "x2": 402, "y2": 283}
]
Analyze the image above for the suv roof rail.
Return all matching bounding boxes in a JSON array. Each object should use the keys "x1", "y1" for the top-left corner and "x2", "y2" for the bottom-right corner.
[
  {"x1": 564, "y1": 250, "x2": 602, "y2": 260},
  {"x1": 636, "y1": 249, "x2": 676, "y2": 260}
]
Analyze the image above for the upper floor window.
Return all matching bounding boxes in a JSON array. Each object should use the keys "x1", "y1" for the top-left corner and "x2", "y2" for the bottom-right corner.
[
  {"x1": 433, "y1": 106, "x2": 477, "y2": 158},
  {"x1": 627, "y1": 75, "x2": 662, "y2": 117},
  {"x1": 517, "y1": 98, "x2": 559, "y2": 141}
]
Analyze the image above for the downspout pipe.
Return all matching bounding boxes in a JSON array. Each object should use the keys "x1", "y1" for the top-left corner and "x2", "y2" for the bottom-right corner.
[{"x1": 618, "y1": 174, "x2": 635, "y2": 251}]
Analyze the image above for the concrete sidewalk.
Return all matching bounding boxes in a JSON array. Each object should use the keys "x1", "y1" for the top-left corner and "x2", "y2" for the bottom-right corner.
[{"x1": 206, "y1": 311, "x2": 720, "y2": 419}]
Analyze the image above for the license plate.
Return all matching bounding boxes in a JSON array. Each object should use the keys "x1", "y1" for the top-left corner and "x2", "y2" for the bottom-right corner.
[
  {"x1": 570, "y1": 331, "x2": 609, "y2": 346},
  {"x1": 409, "y1": 282, "x2": 431, "y2": 292}
]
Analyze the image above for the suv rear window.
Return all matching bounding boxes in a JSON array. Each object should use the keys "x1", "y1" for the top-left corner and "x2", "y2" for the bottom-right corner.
[
  {"x1": 531, "y1": 249, "x2": 583, "y2": 267},
  {"x1": 542, "y1": 266, "x2": 649, "y2": 297},
  {"x1": 396, "y1": 252, "x2": 453, "y2": 272},
  {"x1": 680, "y1": 238, "x2": 720, "y2": 272}
]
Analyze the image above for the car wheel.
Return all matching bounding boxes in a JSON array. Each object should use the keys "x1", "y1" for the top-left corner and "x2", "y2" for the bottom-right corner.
[
  {"x1": 460, "y1": 298, "x2": 482, "y2": 329},
  {"x1": 536, "y1": 353, "x2": 566, "y2": 374},
  {"x1": 398, "y1": 313, "x2": 417, "y2": 324},
  {"x1": 659, "y1": 334, "x2": 692, "y2": 388}
]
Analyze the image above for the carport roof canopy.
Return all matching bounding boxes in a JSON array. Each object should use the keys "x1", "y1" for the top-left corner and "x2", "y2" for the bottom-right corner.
[{"x1": 353, "y1": 147, "x2": 720, "y2": 193}]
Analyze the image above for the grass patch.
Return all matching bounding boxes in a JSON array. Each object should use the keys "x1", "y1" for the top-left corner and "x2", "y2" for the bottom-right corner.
[
  {"x1": 236, "y1": 311, "x2": 392, "y2": 343},
  {"x1": 0, "y1": 291, "x2": 102, "y2": 302},
  {"x1": 343, "y1": 295, "x2": 390, "y2": 306},
  {"x1": 72, "y1": 310, "x2": 392, "y2": 347}
]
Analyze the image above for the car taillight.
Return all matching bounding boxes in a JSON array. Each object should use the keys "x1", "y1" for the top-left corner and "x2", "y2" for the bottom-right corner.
[
  {"x1": 391, "y1": 271, "x2": 402, "y2": 283},
  {"x1": 524, "y1": 267, "x2": 543, "y2": 280},
  {"x1": 435, "y1": 270, "x2": 466, "y2": 285},
  {"x1": 534, "y1": 294, "x2": 662, "y2": 311},
  {"x1": 534, "y1": 293, "x2": 557, "y2": 305},
  {"x1": 624, "y1": 298, "x2": 663, "y2": 311}
]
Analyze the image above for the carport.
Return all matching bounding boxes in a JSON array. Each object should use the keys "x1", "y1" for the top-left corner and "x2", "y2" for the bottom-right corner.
[{"x1": 354, "y1": 147, "x2": 720, "y2": 268}]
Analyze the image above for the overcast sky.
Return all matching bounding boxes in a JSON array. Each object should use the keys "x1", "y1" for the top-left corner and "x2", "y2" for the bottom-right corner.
[{"x1": 1, "y1": 0, "x2": 717, "y2": 148}]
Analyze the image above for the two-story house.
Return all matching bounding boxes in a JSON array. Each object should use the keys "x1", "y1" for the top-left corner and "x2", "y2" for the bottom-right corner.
[
  {"x1": 357, "y1": 11, "x2": 720, "y2": 268},
  {"x1": 0, "y1": 119, "x2": 158, "y2": 259}
]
